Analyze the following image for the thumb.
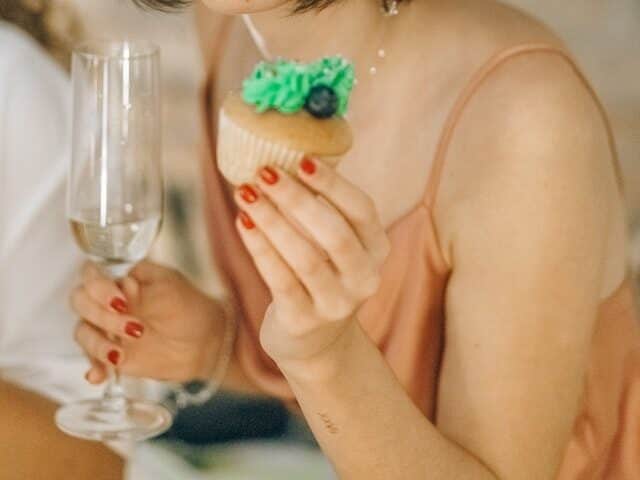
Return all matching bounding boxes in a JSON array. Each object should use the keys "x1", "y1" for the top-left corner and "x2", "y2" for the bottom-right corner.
[
  {"x1": 130, "y1": 260, "x2": 168, "y2": 284},
  {"x1": 121, "y1": 275, "x2": 141, "y2": 307}
]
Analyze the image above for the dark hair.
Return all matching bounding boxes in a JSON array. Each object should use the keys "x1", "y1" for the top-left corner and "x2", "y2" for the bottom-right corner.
[
  {"x1": 132, "y1": 0, "x2": 192, "y2": 11},
  {"x1": 0, "y1": 0, "x2": 81, "y2": 68},
  {"x1": 132, "y1": 0, "x2": 397, "y2": 13}
]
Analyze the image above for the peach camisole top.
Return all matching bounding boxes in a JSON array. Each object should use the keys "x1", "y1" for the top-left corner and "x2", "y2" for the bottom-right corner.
[{"x1": 200, "y1": 42, "x2": 640, "y2": 478}]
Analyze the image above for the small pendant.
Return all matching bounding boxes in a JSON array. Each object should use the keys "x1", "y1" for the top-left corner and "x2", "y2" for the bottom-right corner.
[{"x1": 382, "y1": 0, "x2": 399, "y2": 16}]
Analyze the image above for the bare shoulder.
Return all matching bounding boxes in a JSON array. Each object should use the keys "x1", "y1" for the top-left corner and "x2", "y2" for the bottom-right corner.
[
  {"x1": 426, "y1": 0, "x2": 567, "y2": 63},
  {"x1": 432, "y1": 0, "x2": 616, "y2": 207},
  {"x1": 432, "y1": 31, "x2": 625, "y2": 293}
]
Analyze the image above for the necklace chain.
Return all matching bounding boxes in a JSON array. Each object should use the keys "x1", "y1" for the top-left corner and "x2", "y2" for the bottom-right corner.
[
  {"x1": 242, "y1": 0, "x2": 400, "y2": 82},
  {"x1": 363, "y1": 0, "x2": 398, "y2": 79}
]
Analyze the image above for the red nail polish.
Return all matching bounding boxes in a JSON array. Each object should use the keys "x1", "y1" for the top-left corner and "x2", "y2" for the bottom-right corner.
[
  {"x1": 300, "y1": 157, "x2": 316, "y2": 175},
  {"x1": 238, "y1": 184, "x2": 259, "y2": 203},
  {"x1": 110, "y1": 297, "x2": 128, "y2": 314},
  {"x1": 259, "y1": 166, "x2": 279, "y2": 185},
  {"x1": 125, "y1": 321, "x2": 144, "y2": 338},
  {"x1": 107, "y1": 350, "x2": 120, "y2": 366},
  {"x1": 239, "y1": 211, "x2": 255, "y2": 229}
]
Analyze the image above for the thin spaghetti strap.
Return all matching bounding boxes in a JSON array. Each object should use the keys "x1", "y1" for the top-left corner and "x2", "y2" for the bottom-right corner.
[{"x1": 424, "y1": 43, "x2": 624, "y2": 208}]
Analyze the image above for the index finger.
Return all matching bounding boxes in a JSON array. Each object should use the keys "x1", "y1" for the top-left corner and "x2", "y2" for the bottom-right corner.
[
  {"x1": 81, "y1": 263, "x2": 128, "y2": 313},
  {"x1": 296, "y1": 157, "x2": 391, "y2": 266},
  {"x1": 82, "y1": 262, "x2": 108, "y2": 282}
]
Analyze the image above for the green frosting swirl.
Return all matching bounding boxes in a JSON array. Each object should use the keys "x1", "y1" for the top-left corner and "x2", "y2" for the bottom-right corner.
[{"x1": 242, "y1": 56, "x2": 355, "y2": 116}]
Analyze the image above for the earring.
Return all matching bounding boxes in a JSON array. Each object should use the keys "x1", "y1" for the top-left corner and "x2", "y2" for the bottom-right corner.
[{"x1": 382, "y1": 0, "x2": 399, "y2": 16}]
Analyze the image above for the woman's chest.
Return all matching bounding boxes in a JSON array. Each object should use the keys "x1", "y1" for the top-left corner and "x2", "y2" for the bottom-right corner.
[{"x1": 212, "y1": 23, "x2": 452, "y2": 228}]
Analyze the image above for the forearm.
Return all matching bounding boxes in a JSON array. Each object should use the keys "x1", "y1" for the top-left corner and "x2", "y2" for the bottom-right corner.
[
  {"x1": 0, "y1": 380, "x2": 123, "y2": 480},
  {"x1": 280, "y1": 321, "x2": 498, "y2": 480}
]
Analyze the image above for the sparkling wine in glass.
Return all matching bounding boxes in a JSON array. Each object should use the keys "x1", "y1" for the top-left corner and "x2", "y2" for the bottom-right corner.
[{"x1": 55, "y1": 40, "x2": 172, "y2": 441}]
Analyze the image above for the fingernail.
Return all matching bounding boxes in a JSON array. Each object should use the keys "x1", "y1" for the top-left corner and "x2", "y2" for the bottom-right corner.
[
  {"x1": 84, "y1": 371, "x2": 92, "y2": 382},
  {"x1": 238, "y1": 184, "x2": 259, "y2": 203},
  {"x1": 300, "y1": 157, "x2": 316, "y2": 175},
  {"x1": 110, "y1": 297, "x2": 128, "y2": 314},
  {"x1": 125, "y1": 321, "x2": 144, "y2": 338},
  {"x1": 107, "y1": 350, "x2": 120, "y2": 366},
  {"x1": 239, "y1": 211, "x2": 255, "y2": 229},
  {"x1": 259, "y1": 166, "x2": 279, "y2": 185}
]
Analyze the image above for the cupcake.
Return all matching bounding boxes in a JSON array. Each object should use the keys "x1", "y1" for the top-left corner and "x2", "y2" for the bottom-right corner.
[{"x1": 217, "y1": 56, "x2": 355, "y2": 185}]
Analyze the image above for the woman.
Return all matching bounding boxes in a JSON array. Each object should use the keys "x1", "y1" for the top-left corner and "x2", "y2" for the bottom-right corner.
[
  {"x1": 0, "y1": 2, "x2": 122, "y2": 478},
  {"x1": 73, "y1": 0, "x2": 640, "y2": 478}
]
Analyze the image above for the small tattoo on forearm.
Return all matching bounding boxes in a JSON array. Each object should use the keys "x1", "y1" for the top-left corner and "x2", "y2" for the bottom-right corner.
[{"x1": 318, "y1": 412, "x2": 339, "y2": 434}]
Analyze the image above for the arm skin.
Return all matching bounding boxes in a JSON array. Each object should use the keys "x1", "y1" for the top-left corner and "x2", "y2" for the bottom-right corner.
[
  {"x1": 0, "y1": 380, "x2": 123, "y2": 480},
  {"x1": 272, "y1": 53, "x2": 617, "y2": 479}
]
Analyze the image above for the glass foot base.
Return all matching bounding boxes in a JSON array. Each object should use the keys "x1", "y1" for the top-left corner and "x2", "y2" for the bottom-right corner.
[{"x1": 55, "y1": 398, "x2": 172, "y2": 442}]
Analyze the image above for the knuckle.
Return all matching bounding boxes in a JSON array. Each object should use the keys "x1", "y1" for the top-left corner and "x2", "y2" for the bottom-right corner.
[
  {"x1": 292, "y1": 191, "x2": 317, "y2": 216},
  {"x1": 343, "y1": 267, "x2": 381, "y2": 299},
  {"x1": 77, "y1": 325, "x2": 100, "y2": 354},
  {"x1": 273, "y1": 276, "x2": 299, "y2": 297},
  {"x1": 318, "y1": 296, "x2": 353, "y2": 321},
  {"x1": 84, "y1": 278, "x2": 103, "y2": 297},
  {"x1": 328, "y1": 231, "x2": 354, "y2": 255},
  {"x1": 318, "y1": 168, "x2": 338, "y2": 193},
  {"x1": 297, "y1": 255, "x2": 326, "y2": 278},
  {"x1": 252, "y1": 238, "x2": 274, "y2": 261},
  {"x1": 73, "y1": 323, "x2": 84, "y2": 344},
  {"x1": 278, "y1": 316, "x2": 309, "y2": 339},
  {"x1": 96, "y1": 309, "x2": 119, "y2": 331},
  {"x1": 259, "y1": 206, "x2": 281, "y2": 231},
  {"x1": 100, "y1": 344, "x2": 113, "y2": 360},
  {"x1": 355, "y1": 197, "x2": 378, "y2": 225},
  {"x1": 278, "y1": 180, "x2": 301, "y2": 204},
  {"x1": 360, "y1": 273, "x2": 382, "y2": 297}
]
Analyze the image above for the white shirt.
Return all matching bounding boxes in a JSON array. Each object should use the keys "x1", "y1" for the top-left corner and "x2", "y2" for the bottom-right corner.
[{"x1": 0, "y1": 22, "x2": 100, "y2": 404}]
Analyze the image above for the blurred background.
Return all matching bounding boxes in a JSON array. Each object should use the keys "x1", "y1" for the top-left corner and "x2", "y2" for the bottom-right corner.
[{"x1": 64, "y1": 0, "x2": 640, "y2": 292}]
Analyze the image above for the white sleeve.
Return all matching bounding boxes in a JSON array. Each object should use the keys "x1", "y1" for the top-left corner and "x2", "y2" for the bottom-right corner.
[{"x1": 0, "y1": 38, "x2": 102, "y2": 405}]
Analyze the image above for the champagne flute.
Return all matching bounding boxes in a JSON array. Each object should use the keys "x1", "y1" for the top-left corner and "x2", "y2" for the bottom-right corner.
[{"x1": 55, "y1": 40, "x2": 172, "y2": 441}]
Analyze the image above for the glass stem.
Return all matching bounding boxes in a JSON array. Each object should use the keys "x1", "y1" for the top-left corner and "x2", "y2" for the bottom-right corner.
[
  {"x1": 103, "y1": 367, "x2": 127, "y2": 412},
  {"x1": 101, "y1": 264, "x2": 130, "y2": 414}
]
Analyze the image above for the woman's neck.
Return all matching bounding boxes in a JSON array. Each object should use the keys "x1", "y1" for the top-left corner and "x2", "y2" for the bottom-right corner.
[{"x1": 244, "y1": 0, "x2": 408, "y2": 73}]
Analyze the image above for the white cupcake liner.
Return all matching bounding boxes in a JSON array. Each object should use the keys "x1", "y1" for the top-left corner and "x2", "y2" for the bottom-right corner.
[{"x1": 217, "y1": 108, "x2": 306, "y2": 185}]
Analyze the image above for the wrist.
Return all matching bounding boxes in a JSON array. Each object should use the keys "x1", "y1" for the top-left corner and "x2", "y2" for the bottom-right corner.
[
  {"x1": 193, "y1": 298, "x2": 231, "y2": 381},
  {"x1": 277, "y1": 318, "x2": 363, "y2": 387}
]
